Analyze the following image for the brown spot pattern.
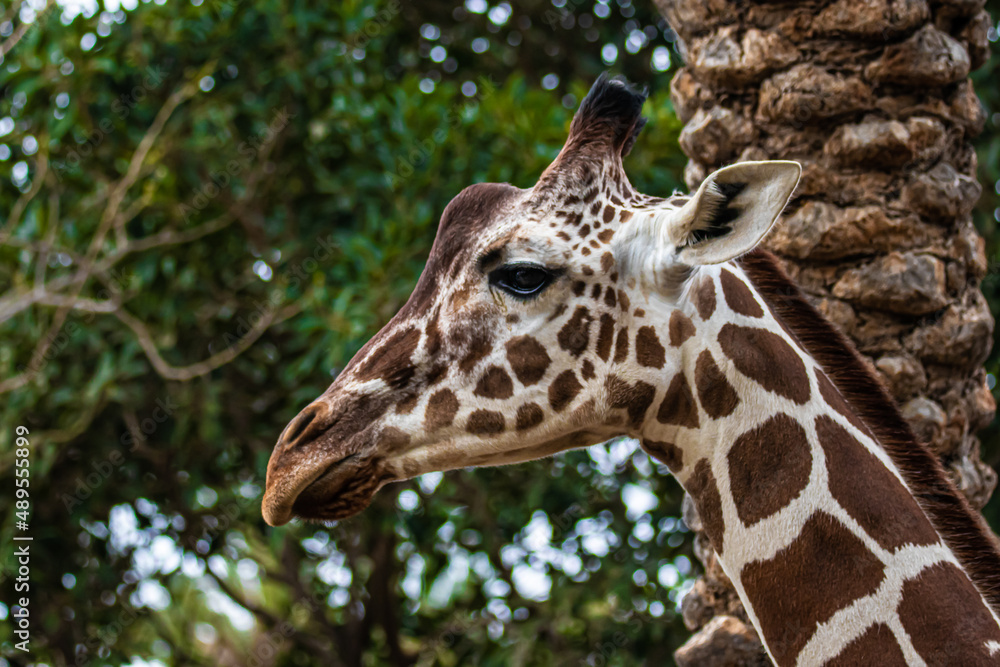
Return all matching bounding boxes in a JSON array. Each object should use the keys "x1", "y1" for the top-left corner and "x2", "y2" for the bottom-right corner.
[
  {"x1": 396, "y1": 392, "x2": 418, "y2": 414},
  {"x1": 424, "y1": 389, "x2": 459, "y2": 432},
  {"x1": 826, "y1": 625, "x2": 907, "y2": 666},
  {"x1": 558, "y1": 307, "x2": 593, "y2": 358},
  {"x1": 506, "y1": 336, "x2": 551, "y2": 385},
  {"x1": 354, "y1": 326, "x2": 421, "y2": 388},
  {"x1": 613, "y1": 328, "x2": 629, "y2": 363},
  {"x1": 381, "y1": 427, "x2": 411, "y2": 452},
  {"x1": 642, "y1": 439, "x2": 683, "y2": 472},
  {"x1": 739, "y1": 249, "x2": 1000, "y2": 616},
  {"x1": 740, "y1": 512, "x2": 886, "y2": 666},
  {"x1": 596, "y1": 314, "x2": 615, "y2": 362},
  {"x1": 728, "y1": 414, "x2": 812, "y2": 526},
  {"x1": 669, "y1": 311, "x2": 695, "y2": 347},
  {"x1": 687, "y1": 460, "x2": 725, "y2": 554},
  {"x1": 601, "y1": 252, "x2": 615, "y2": 273},
  {"x1": 516, "y1": 403, "x2": 544, "y2": 431},
  {"x1": 694, "y1": 350, "x2": 740, "y2": 419},
  {"x1": 425, "y1": 362, "x2": 447, "y2": 386},
  {"x1": 657, "y1": 373, "x2": 700, "y2": 429},
  {"x1": 720, "y1": 268, "x2": 764, "y2": 318},
  {"x1": 456, "y1": 324, "x2": 493, "y2": 374},
  {"x1": 466, "y1": 410, "x2": 505, "y2": 435},
  {"x1": 606, "y1": 375, "x2": 656, "y2": 429},
  {"x1": 603, "y1": 287, "x2": 617, "y2": 308},
  {"x1": 817, "y1": 372, "x2": 874, "y2": 438},
  {"x1": 635, "y1": 326, "x2": 665, "y2": 369},
  {"x1": 617, "y1": 290, "x2": 629, "y2": 311},
  {"x1": 474, "y1": 366, "x2": 514, "y2": 399},
  {"x1": 450, "y1": 285, "x2": 472, "y2": 310},
  {"x1": 581, "y1": 359, "x2": 595, "y2": 380},
  {"x1": 572, "y1": 398, "x2": 597, "y2": 422},
  {"x1": 898, "y1": 562, "x2": 1000, "y2": 666},
  {"x1": 425, "y1": 310, "x2": 442, "y2": 355},
  {"x1": 597, "y1": 229, "x2": 614, "y2": 243},
  {"x1": 718, "y1": 324, "x2": 811, "y2": 405},
  {"x1": 693, "y1": 276, "x2": 716, "y2": 320},
  {"x1": 816, "y1": 415, "x2": 939, "y2": 551},
  {"x1": 549, "y1": 370, "x2": 583, "y2": 413}
]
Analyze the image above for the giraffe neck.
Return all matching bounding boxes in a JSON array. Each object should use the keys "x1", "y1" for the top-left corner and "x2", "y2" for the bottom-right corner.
[{"x1": 636, "y1": 255, "x2": 1000, "y2": 666}]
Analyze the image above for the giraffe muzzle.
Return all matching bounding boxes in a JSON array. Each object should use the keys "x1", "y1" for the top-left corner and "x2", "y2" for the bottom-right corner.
[
  {"x1": 262, "y1": 438, "x2": 381, "y2": 526},
  {"x1": 262, "y1": 393, "x2": 393, "y2": 526}
]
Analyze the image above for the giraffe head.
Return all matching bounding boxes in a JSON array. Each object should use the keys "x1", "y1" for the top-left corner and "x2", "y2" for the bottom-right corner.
[{"x1": 262, "y1": 74, "x2": 799, "y2": 526}]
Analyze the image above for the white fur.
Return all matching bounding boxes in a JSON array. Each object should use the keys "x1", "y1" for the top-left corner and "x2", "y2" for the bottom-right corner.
[{"x1": 613, "y1": 161, "x2": 801, "y2": 280}]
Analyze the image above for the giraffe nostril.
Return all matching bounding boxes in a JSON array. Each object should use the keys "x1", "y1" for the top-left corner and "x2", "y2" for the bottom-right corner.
[{"x1": 282, "y1": 406, "x2": 319, "y2": 448}]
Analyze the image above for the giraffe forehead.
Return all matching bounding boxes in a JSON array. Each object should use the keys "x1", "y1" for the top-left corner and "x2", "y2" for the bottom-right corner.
[{"x1": 434, "y1": 174, "x2": 692, "y2": 281}]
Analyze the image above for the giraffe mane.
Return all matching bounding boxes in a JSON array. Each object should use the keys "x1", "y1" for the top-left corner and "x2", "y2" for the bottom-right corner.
[{"x1": 738, "y1": 248, "x2": 1000, "y2": 616}]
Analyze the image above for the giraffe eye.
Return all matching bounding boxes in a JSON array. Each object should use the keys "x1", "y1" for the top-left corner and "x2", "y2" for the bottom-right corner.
[{"x1": 489, "y1": 264, "x2": 557, "y2": 299}]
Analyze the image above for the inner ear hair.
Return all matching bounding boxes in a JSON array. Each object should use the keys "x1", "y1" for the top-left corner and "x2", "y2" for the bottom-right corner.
[
  {"x1": 686, "y1": 180, "x2": 746, "y2": 246},
  {"x1": 676, "y1": 160, "x2": 800, "y2": 266}
]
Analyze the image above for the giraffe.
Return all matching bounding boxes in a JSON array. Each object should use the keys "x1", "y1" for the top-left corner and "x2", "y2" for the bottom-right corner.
[{"x1": 262, "y1": 74, "x2": 1000, "y2": 665}]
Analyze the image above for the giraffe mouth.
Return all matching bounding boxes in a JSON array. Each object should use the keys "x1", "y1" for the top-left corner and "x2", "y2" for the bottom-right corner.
[
  {"x1": 263, "y1": 450, "x2": 382, "y2": 526},
  {"x1": 291, "y1": 454, "x2": 359, "y2": 511}
]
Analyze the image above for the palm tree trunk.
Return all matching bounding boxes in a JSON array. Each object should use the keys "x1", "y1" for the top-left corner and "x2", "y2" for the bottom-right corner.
[{"x1": 654, "y1": 0, "x2": 997, "y2": 663}]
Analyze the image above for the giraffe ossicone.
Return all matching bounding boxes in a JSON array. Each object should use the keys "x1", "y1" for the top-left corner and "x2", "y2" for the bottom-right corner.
[{"x1": 262, "y1": 74, "x2": 1000, "y2": 666}]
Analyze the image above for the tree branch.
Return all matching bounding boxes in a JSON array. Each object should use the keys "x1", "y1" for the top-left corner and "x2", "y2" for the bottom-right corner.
[
  {"x1": 0, "y1": 212, "x2": 236, "y2": 323},
  {"x1": 0, "y1": 0, "x2": 53, "y2": 62},
  {"x1": 112, "y1": 302, "x2": 300, "y2": 382},
  {"x1": 0, "y1": 67, "x2": 212, "y2": 394}
]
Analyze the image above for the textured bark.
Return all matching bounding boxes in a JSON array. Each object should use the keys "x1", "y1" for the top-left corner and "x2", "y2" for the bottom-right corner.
[{"x1": 655, "y1": 0, "x2": 997, "y2": 663}]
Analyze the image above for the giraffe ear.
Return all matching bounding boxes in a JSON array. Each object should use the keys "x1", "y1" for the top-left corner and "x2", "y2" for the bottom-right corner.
[{"x1": 673, "y1": 161, "x2": 800, "y2": 265}]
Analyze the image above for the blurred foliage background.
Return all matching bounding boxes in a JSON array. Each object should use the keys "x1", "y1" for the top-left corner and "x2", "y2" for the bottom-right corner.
[{"x1": 0, "y1": 0, "x2": 996, "y2": 665}]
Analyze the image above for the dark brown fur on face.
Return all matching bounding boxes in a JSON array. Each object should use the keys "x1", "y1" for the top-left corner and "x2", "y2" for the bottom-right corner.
[
  {"x1": 738, "y1": 249, "x2": 1000, "y2": 616},
  {"x1": 398, "y1": 182, "x2": 523, "y2": 321}
]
